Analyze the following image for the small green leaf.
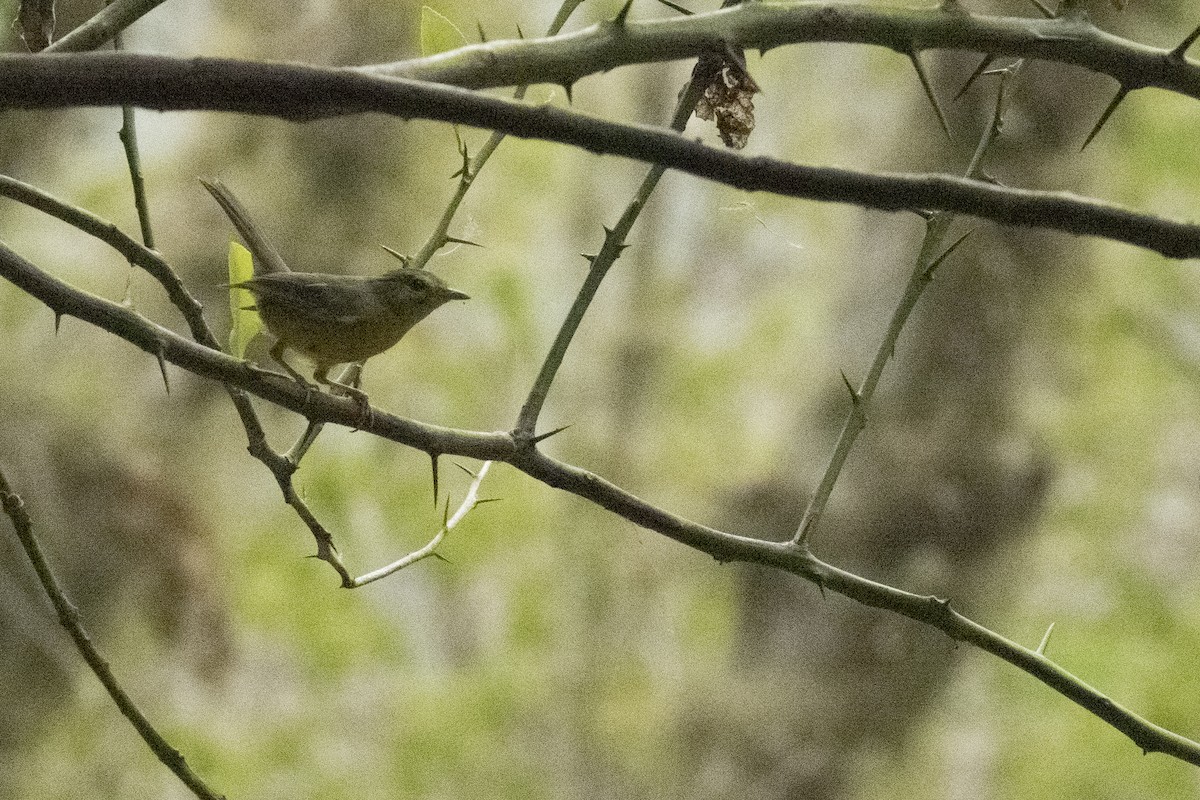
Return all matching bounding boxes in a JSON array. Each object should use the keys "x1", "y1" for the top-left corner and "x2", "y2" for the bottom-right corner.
[
  {"x1": 420, "y1": 6, "x2": 466, "y2": 56},
  {"x1": 227, "y1": 240, "x2": 263, "y2": 358}
]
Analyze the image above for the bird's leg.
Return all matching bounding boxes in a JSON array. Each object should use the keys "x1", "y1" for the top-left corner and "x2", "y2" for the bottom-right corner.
[
  {"x1": 269, "y1": 341, "x2": 312, "y2": 386},
  {"x1": 269, "y1": 340, "x2": 320, "y2": 410},
  {"x1": 314, "y1": 364, "x2": 373, "y2": 429}
]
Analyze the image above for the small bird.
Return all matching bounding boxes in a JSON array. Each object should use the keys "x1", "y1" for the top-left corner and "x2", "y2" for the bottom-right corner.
[{"x1": 200, "y1": 178, "x2": 469, "y2": 414}]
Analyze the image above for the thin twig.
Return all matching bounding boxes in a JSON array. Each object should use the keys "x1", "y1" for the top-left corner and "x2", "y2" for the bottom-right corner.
[
  {"x1": 109, "y1": 10, "x2": 155, "y2": 249},
  {"x1": 347, "y1": 461, "x2": 493, "y2": 587},
  {"x1": 44, "y1": 0, "x2": 171, "y2": 53},
  {"x1": 515, "y1": 0, "x2": 755, "y2": 438},
  {"x1": 793, "y1": 61, "x2": 1020, "y2": 547},
  {"x1": 0, "y1": 467, "x2": 225, "y2": 800}
]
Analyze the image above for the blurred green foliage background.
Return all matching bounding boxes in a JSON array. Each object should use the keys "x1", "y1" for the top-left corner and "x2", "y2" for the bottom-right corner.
[{"x1": 2, "y1": 0, "x2": 1200, "y2": 798}]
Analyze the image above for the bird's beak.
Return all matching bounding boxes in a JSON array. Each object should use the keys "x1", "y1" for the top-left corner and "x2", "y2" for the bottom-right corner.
[{"x1": 446, "y1": 289, "x2": 470, "y2": 301}]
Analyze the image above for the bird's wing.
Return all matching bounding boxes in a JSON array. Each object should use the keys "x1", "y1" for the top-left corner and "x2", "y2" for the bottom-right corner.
[{"x1": 244, "y1": 274, "x2": 380, "y2": 326}]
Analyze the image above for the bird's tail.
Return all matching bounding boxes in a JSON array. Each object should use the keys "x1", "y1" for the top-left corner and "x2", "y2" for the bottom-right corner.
[{"x1": 199, "y1": 178, "x2": 291, "y2": 276}]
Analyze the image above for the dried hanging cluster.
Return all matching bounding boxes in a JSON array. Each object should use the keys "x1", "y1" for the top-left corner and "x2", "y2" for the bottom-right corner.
[{"x1": 692, "y1": 50, "x2": 760, "y2": 150}]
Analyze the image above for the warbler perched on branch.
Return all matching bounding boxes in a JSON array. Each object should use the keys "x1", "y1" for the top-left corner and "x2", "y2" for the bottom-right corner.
[{"x1": 200, "y1": 178, "x2": 469, "y2": 415}]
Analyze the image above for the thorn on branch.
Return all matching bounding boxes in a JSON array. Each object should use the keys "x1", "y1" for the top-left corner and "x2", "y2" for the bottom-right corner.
[
  {"x1": 477, "y1": 21, "x2": 487, "y2": 43},
  {"x1": 1169, "y1": 23, "x2": 1200, "y2": 61},
  {"x1": 954, "y1": 55, "x2": 994, "y2": 101},
  {"x1": 1026, "y1": 0, "x2": 1054, "y2": 17},
  {"x1": 909, "y1": 51, "x2": 953, "y2": 141},
  {"x1": 612, "y1": 0, "x2": 636, "y2": 26},
  {"x1": 430, "y1": 452, "x2": 440, "y2": 505},
  {"x1": 561, "y1": 82, "x2": 574, "y2": 104},
  {"x1": 653, "y1": 0, "x2": 694, "y2": 14},
  {"x1": 923, "y1": 229, "x2": 974, "y2": 280},
  {"x1": 1036, "y1": 621, "x2": 1056, "y2": 655},
  {"x1": 531, "y1": 424, "x2": 572, "y2": 445},
  {"x1": 1081, "y1": 86, "x2": 1130, "y2": 152},
  {"x1": 54, "y1": 311, "x2": 63, "y2": 334},
  {"x1": 155, "y1": 345, "x2": 170, "y2": 394},
  {"x1": 380, "y1": 244, "x2": 411, "y2": 266},
  {"x1": 839, "y1": 370, "x2": 860, "y2": 404}
]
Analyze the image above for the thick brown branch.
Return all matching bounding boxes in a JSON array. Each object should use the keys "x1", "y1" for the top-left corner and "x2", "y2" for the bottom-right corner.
[
  {"x1": 373, "y1": 3, "x2": 1200, "y2": 99},
  {"x1": 2, "y1": 239, "x2": 1198, "y2": 766},
  {"x1": 1, "y1": 53, "x2": 1198, "y2": 259}
]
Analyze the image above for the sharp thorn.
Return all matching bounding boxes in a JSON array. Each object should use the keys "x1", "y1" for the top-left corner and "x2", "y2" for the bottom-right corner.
[
  {"x1": 924, "y1": 229, "x2": 975, "y2": 278},
  {"x1": 953, "y1": 55, "x2": 994, "y2": 101},
  {"x1": 54, "y1": 312, "x2": 63, "y2": 334},
  {"x1": 156, "y1": 346, "x2": 170, "y2": 394},
  {"x1": 430, "y1": 453, "x2": 440, "y2": 505},
  {"x1": 452, "y1": 461, "x2": 477, "y2": 478},
  {"x1": 1036, "y1": 621, "x2": 1056, "y2": 655},
  {"x1": 1170, "y1": 23, "x2": 1200, "y2": 60},
  {"x1": 910, "y1": 52, "x2": 953, "y2": 140},
  {"x1": 1027, "y1": 0, "x2": 1054, "y2": 17},
  {"x1": 477, "y1": 21, "x2": 487, "y2": 42},
  {"x1": 562, "y1": 82, "x2": 574, "y2": 103},
  {"x1": 531, "y1": 424, "x2": 572, "y2": 445},
  {"x1": 1081, "y1": 86, "x2": 1129, "y2": 152},
  {"x1": 445, "y1": 235, "x2": 483, "y2": 248},
  {"x1": 652, "y1": 0, "x2": 693, "y2": 14},
  {"x1": 839, "y1": 370, "x2": 859, "y2": 402},
  {"x1": 612, "y1": 0, "x2": 635, "y2": 26},
  {"x1": 380, "y1": 244, "x2": 411, "y2": 266},
  {"x1": 515, "y1": 23, "x2": 524, "y2": 39}
]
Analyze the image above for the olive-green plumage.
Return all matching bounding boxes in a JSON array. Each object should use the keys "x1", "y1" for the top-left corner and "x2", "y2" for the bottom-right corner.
[{"x1": 201, "y1": 178, "x2": 468, "y2": 405}]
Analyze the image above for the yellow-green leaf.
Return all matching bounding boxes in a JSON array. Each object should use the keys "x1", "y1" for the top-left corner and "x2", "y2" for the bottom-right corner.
[
  {"x1": 227, "y1": 240, "x2": 263, "y2": 358},
  {"x1": 420, "y1": 6, "x2": 466, "y2": 56}
]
